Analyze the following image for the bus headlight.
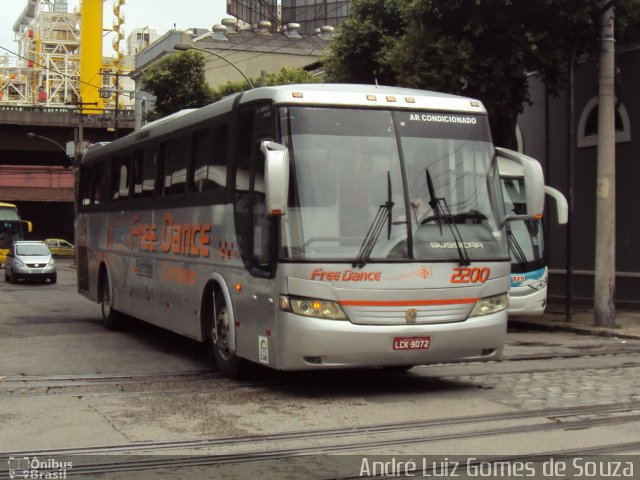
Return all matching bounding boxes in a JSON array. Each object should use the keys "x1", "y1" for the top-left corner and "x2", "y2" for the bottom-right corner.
[
  {"x1": 280, "y1": 295, "x2": 348, "y2": 320},
  {"x1": 470, "y1": 293, "x2": 509, "y2": 317},
  {"x1": 529, "y1": 278, "x2": 548, "y2": 290}
]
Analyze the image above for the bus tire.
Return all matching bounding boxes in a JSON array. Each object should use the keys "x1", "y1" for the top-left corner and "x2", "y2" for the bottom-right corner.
[
  {"x1": 210, "y1": 293, "x2": 245, "y2": 378},
  {"x1": 100, "y1": 270, "x2": 122, "y2": 330}
]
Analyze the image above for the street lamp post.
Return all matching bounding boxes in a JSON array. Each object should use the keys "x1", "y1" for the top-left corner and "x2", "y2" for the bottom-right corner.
[
  {"x1": 173, "y1": 43, "x2": 255, "y2": 89},
  {"x1": 27, "y1": 132, "x2": 78, "y2": 261},
  {"x1": 27, "y1": 132, "x2": 68, "y2": 156}
]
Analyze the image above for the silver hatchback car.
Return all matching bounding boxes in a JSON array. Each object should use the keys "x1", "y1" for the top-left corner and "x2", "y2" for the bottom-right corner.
[{"x1": 4, "y1": 241, "x2": 57, "y2": 284}]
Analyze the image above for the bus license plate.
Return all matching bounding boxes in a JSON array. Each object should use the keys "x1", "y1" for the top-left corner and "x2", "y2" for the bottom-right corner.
[{"x1": 393, "y1": 336, "x2": 431, "y2": 350}]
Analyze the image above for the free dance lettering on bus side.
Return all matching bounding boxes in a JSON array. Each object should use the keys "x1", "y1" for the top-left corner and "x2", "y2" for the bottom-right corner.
[{"x1": 129, "y1": 213, "x2": 211, "y2": 257}]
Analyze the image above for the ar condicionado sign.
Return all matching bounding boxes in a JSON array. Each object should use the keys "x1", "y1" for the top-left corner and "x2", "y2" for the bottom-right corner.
[{"x1": 130, "y1": 213, "x2": 211, "y2": 257}]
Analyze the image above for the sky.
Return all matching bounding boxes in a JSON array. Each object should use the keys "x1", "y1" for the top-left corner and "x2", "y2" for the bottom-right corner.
[{"x1": 0, "y1": 0, "x2": 228, "y2": 57}]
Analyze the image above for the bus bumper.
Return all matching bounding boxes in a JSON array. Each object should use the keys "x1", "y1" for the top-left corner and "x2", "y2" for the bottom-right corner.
[
  {"x1": 507, "y1": 287, "x2": 547, "y2": 317},
  {"x1": 275, "y1": 311, "x2": 507, "y2": 371}
]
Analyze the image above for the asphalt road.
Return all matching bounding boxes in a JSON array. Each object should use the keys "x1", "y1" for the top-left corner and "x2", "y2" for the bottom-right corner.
[{"x1": 1, "y1": 260, "x2": 640, "y2": 479}]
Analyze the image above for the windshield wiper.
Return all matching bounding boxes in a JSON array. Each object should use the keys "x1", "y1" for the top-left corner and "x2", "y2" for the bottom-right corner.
[
  {"x1": 507, "y1": 226, "x2": 529, "y2": 266},
  {"x1": 425, "y1": 168, "x2": 443, "y2": 235},
  {"x1": 353, "y1": 172, "x2": 394, "y2": 268},
  {"x1": 424, "y1": 169, "x2": 471, "y2": 267}
]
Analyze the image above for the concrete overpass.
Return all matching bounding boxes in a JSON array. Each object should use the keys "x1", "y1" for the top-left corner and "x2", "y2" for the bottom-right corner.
[{"x1": 0, "y1": 106, "x2": 133, "y2": 242}]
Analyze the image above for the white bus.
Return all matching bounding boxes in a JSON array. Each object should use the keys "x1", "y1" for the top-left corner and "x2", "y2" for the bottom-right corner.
[
  {"x1": 76, "y1": 84, "x2": 545, "y2": 377},
  {"x1": 498, "y1": 151, "x2": 568, "y2": 317}
]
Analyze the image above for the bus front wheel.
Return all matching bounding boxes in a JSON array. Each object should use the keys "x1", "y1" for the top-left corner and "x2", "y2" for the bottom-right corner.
[
  {"x1": 100, "y1": 271, "x2": 122, "y2": 330},
  {"x1": 210, "y1": 294, "x2": 244, "y2": 378}
]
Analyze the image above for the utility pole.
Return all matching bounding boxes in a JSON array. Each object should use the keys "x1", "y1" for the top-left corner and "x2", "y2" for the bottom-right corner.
[
  {"x1": 101, "y1": 70, "x2": 131, "y2": 138},
  {"x1": 114, "y1": 70, "x2": 120, "y2": 139},
  {"x1": 594, "y1": 0, "x2": 616, "y2": 327}
]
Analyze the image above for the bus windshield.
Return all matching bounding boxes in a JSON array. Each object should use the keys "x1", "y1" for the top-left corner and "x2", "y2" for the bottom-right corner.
[
  {"x1": 279, "y1": 107, "x2": 507, "y2": 262},
  {"x1": 0, "y1": 221, "x2": 24, "y2": 250},
  {"x1": 501, "y1": 177, "x2": 545, "y2": 272},
  {"x1": 0, "y1": 206, "x2": 20, "y2": 221}
]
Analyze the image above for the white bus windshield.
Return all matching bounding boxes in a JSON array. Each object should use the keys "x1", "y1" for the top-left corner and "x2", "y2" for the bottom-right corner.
[
  {"x1": 502, "y1": 177, "x2": 545, "y2": 271},
  {"x1": 279, "y1": 107, "x2": 507, "y2": 262}
]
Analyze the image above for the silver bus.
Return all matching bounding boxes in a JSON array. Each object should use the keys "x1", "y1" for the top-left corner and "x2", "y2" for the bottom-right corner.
[{"x1": 76, "y1": 84, "x2": 545, "y2": 377}]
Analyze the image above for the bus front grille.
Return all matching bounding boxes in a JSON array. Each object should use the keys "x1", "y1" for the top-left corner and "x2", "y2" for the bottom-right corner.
[{"x1": 343, "y1": 303, "x2": 472, "y2": 325}]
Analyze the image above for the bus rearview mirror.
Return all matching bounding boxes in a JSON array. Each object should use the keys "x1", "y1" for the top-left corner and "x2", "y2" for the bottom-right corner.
[
  {"x1": 261, "y1": 141, "x2": 289, "y2": 217},
  {"x1": 544, "y1": 186, "x2": 569, "y2": 225}
]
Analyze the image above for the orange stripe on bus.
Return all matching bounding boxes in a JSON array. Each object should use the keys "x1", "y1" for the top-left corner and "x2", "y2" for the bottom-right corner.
[{"x1": 339, "y1": 298, "x2": 479, "y2": 307}]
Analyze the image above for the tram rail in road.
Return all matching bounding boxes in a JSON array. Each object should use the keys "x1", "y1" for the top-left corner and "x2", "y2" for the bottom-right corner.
[
  {"x1": 2, "y1": 259, "x2": 640, "y2": 479},
  {"x1": 0, "y1": 351, "x2": 638, "y2": 398},
  {"x1": 1, "y1": 401, "x2": 640, "y2": 478}
]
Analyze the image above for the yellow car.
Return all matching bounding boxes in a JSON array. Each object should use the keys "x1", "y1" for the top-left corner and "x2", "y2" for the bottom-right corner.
[{"x1": 44, "y1": 238, "x2": 75, "y2": 258}]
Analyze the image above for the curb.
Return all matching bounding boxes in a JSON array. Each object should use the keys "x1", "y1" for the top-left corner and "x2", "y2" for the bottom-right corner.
[{"x1": 509, "y1": 318, "x2": 640, "y2": 341}]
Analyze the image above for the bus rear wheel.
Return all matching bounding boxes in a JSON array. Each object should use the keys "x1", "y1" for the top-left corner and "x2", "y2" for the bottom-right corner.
[
  {"x1": 210, "y1": 294, "x2": 245, "y2": 378},
  {"x1": 100, "y1": 271, "x2": 122, "y2": 330}
]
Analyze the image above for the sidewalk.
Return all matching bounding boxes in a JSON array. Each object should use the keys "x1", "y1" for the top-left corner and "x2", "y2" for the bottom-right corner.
[{"x1": 509, "y1": 303, "x2": 640, "y2": 340}]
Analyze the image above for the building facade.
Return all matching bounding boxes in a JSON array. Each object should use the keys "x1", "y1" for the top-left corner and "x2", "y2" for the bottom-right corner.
[
  {"x1": 131, "y1": 24, "x2": 330, "y2": 129},
  {"x1": 518, "y1": 45, "x2": 640, "y2": 308},
  {"x1": 0, "y1": 0, "x2": 136, "y2": 242}
]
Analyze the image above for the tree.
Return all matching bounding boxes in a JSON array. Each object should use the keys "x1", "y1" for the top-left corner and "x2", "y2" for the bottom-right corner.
[
  {"x1": 324, "y1": 0, "x2": 640, "y2": 148},
  {"x1": 141, "y1": 50, "x2": 214, "y2": 120},
  {"x1": 209, "y1": 67, "x2": 323, "y2": 101},
  {"x1": 261, "y1": 66, "x2": 324, "y2": 86},
  {"x1": 322, "y1": 0, "x2": 406, "y2": 85}
]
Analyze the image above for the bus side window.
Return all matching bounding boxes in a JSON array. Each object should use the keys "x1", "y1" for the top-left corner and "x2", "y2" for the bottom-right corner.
[
  {"x1": 210, "y1": 124, "x2": 229, "y2": 190},
  {"x1": 142, "y1": 147, "x2": 156, "y2": 198},
  {"x1": 234, "y1": 104, "x2": 274, "y2": 273},
  {"x1": 111, "y1": 155, "x2": 131, "y2": 200},
  {"x1": 120, "y1": 154, "x2": 131, "y2": 199},
  {"x1": 168, "y1": 136, "x2": 188, "y2": 196},
  {"x1": 156, "y1": 140, "x2": 171, "y2": 197},
  {"x1": 92, "y1": 162, "x2": 109, "y2": 205},
  {"x1": 79, "y1": 167, "x2": 92, "y2": 205},
  {"x1": 132, "y1": 149, "x2": 144, "y2": 197},
  {"x1": 234, "y1": 109, "x2": 254, "y2": 261},
  {"x1": 252, "y1": 156, "x2": 270, "y2": 267},
  {"x1": 110, "y1": 157, "x2": 119, "y2": 200},
  {"x1": 191, "y1": 124, "x2": 228, "y2": 193},
  {"x1": 191, "y1": 128, "x2": 210, "y2": 192},
  {"x1": 91, "y1": 166, "x2": 100, "y2": 205}
]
